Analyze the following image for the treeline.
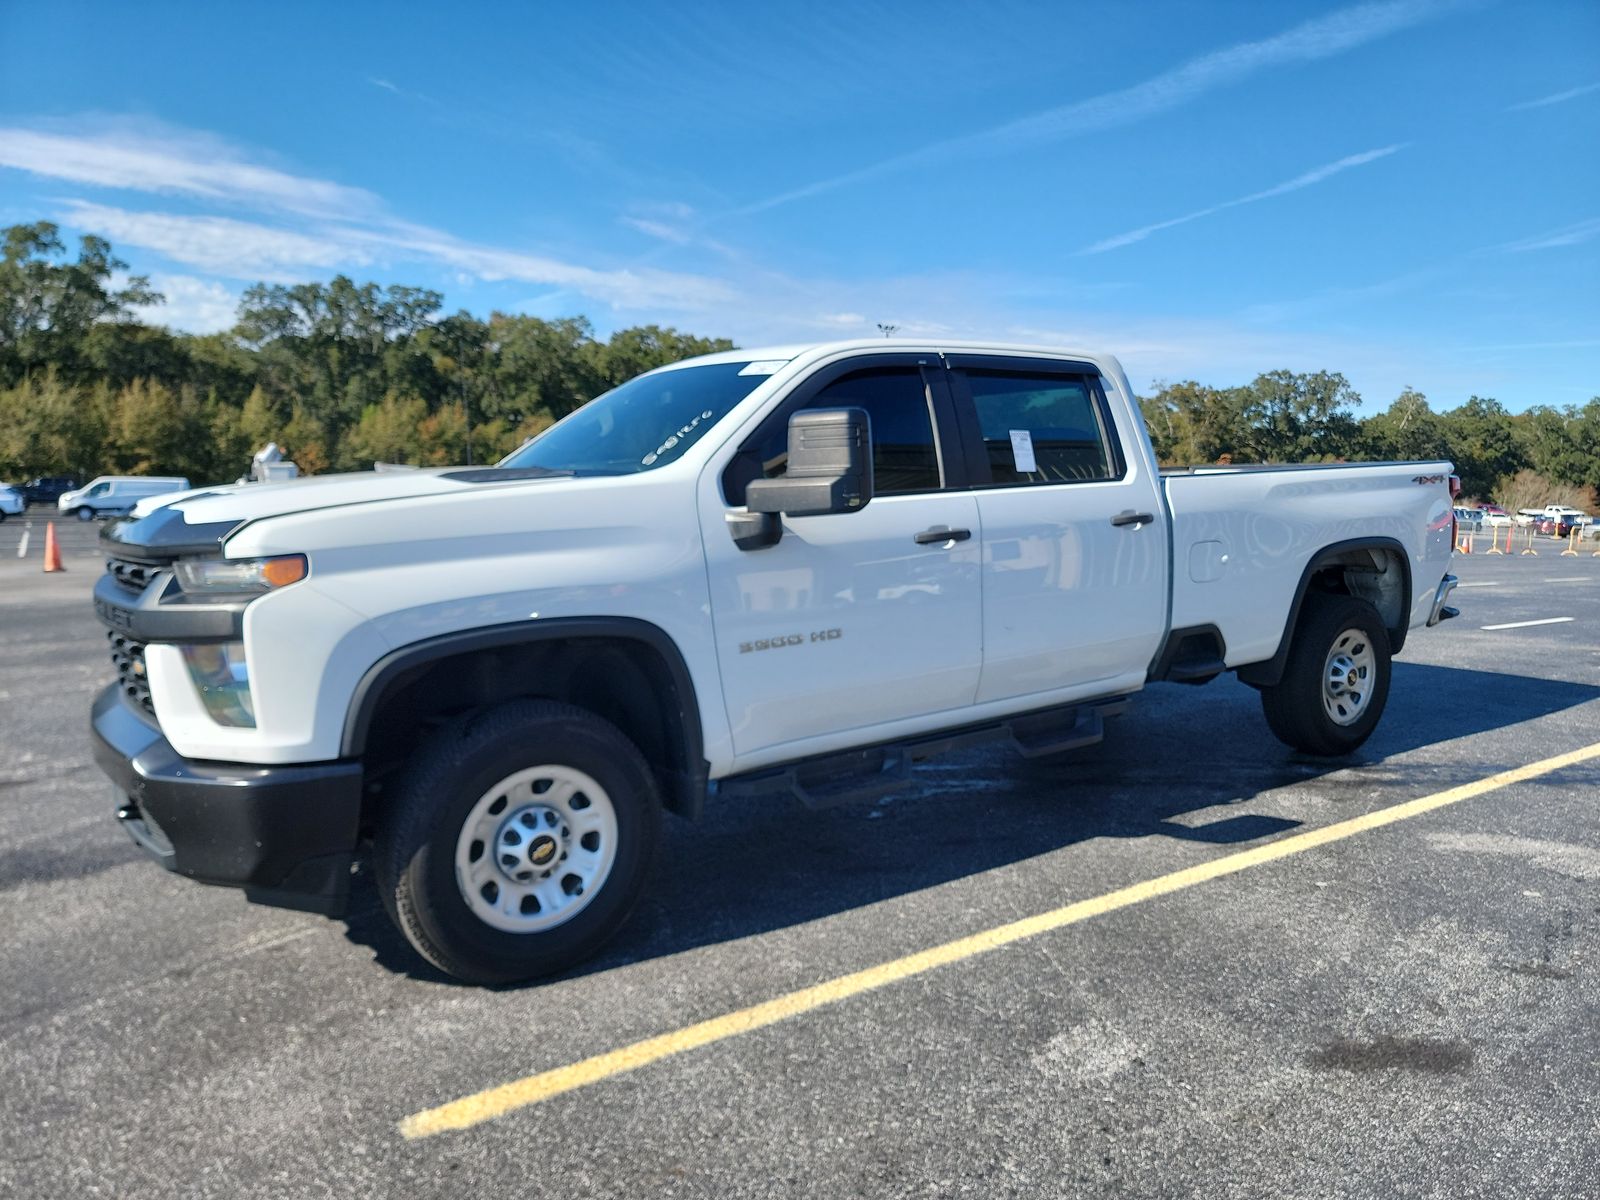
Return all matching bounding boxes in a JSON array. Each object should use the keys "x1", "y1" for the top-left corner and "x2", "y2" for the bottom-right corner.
[
  {"x1": 1, "y1": 221, "x2": 1596, "y2": 511},
  {"x1": 0, "y1": 222, "x2": 732, "y2": 482},
  {"x1": 1141, "y1": 374, "x2": 1600, "y2": 505}
]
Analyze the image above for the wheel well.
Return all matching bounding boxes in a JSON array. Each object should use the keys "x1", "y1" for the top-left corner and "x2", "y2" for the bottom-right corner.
[
  {"x1": 1304, "y1": 547, "x2": 1408, "y2": 646},
  {"x1": 1236, "y1": 542, "x2": 1410, "y2": 688},
  {"x1": 354, "y1": 632, "x2": 704, "y2": 823}
]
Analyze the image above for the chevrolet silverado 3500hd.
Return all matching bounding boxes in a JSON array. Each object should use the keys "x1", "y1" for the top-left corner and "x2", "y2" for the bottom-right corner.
[{"x1": 90, "y1": 340, "x2": 1459, "y2": 983}]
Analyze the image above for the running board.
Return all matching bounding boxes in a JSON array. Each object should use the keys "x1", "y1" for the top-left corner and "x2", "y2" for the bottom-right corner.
[{"x1": 717, "y1": 697, "x2": 1130, "y2": 810}]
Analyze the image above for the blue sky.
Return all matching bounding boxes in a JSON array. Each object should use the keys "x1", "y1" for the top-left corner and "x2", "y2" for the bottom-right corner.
[{"x1": 1, "y1": 0, "x2": 1596, "y2": 412}]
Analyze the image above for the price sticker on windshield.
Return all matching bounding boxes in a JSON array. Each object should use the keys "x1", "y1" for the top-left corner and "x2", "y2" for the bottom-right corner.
[{"x1": 1009, "y1": 429, "x2": 1037, "y2": 474}]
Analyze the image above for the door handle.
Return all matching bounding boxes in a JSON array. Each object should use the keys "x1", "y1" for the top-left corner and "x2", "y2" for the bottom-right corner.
[
  {"x1": 1110, "y1": 510, "x2": 1154, "y2": 528},
  {"x1": 914, "y1": 527, "x2": 972, "y2": 545}
]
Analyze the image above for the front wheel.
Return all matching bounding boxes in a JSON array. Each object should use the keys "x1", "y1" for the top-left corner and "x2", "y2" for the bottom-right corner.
[
  {"x1": 75, "y1": 506, "x2": 95, "y2": 522},
  {"x1": 1261, "y1": 594, "x2": 1392, "y2": 756},
  {"x1": 375, "y1": 700, "x2": 661, "y2": 984}
]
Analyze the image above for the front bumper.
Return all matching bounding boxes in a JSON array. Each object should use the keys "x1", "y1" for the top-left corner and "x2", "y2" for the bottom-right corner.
[{"x1": 91, "y1": 684, "x2": 363, "y2": 915}]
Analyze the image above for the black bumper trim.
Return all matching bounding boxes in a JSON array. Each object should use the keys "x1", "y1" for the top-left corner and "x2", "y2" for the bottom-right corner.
[
  {"x1": 93, "y1": 570, "x2": 246, "y2": 645},
  {"x1": 92, "y1": 684, "x2": 363, "y2": 916}
]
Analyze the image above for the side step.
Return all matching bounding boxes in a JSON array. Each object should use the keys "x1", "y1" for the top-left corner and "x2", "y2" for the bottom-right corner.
[{"x1": 716, "y1": 697, "x2": 1130, "y2": 810}]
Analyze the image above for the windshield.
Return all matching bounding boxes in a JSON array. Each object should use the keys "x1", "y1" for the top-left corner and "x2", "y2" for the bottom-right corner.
[{"x1": 499, "y1": 360, "x2": 776, "y2": 476}]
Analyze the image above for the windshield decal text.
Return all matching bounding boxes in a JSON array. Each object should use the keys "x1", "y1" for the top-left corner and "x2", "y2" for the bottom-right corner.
[{"x1": 642, "y1": 410, "x2": 715, "y2": 467}]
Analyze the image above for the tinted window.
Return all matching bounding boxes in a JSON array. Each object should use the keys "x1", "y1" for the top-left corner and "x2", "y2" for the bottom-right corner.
[
  {"x1": 964, "y1": 372, "x2": 1115, "y2": 485},
  {"x1": 737, "y1": 367, "x2": 941, "y2": 498},
  {"x1": 500, "y1": 361, "x2": 771, "y2": 476}
]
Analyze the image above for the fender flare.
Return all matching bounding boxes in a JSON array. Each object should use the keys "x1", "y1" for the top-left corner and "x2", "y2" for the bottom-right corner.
[
  {"x1": 341, "y1": 616, "x2": 709, "y2": 817},
  {"x1": 1235, "y1": 537, "x2": 1412, "y2": 688}
]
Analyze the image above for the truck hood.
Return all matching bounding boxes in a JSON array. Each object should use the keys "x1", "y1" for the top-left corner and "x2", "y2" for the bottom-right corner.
[
  {"x1": 107, "y1": 467, "x2": 572, "y2": 560},
  {"x1": 129, "y1": 467, "x2": 567, "y2": 526}
]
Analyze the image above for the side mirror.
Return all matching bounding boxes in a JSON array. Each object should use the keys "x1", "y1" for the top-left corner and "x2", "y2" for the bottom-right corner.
[
  {"x1": 748, "y1": 407, "x2": 874, "y2": 517},
  {"x1": 729, "y1": 407, "x2": 874, "y2": 551}
]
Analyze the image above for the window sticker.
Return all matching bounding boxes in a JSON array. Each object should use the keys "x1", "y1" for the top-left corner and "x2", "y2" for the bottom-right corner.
[
  {"x1": 738, "y1": 360, "x2": 789, "y2": 376},
  {"x1": 1009, "y1": 429, "x2": 1037, "y2": 474}
]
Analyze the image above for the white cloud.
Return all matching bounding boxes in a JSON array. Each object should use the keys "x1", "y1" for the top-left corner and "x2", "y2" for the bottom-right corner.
[
  {"x1": 621, "y1": 216, "x2": 694, "y2": 245},
  {"x1": 62, "y1": 201, "x2": 363, "y2": 281},
  {"x1": 1497, "y1": 217, "x2": 1600, "y2": 253},
  {"x1": 1505, "y1": 81, "x2": 1600, "y2": 111},
  {"x1": 739, "y1": 0, "x2": 1455, "y2": 215},
  {"x1": 57, "y1": 200, "x2": 733, "y2": 309},
  {"x1": 0, "y1": 125, "x2": 379, "y2": 220},
  {"x1": 6, "y1": 123, "x2": 735, "y2": 310},
  {"x1": 1078, "y1": 144, "x2": 1407, "y2": 254},
  {"x1": 134, "y1": 274, "x2": 240, "y2": 333}
]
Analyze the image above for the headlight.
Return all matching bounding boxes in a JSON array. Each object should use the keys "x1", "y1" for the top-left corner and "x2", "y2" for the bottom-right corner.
[
  {"x1": 180, "y1": 642, "x2": 255, "y2": 727},
  {"x1": 174, "y1": 554, "x2": 307, "y2": 594}
]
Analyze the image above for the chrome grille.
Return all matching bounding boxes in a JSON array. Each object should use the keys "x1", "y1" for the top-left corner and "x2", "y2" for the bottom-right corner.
[
  {"x1": 107, "y1": 629, "x2": 154, "y2": 715},
  {"x1": 106, "y1": 556, "x2": 159, "y2": 596}
]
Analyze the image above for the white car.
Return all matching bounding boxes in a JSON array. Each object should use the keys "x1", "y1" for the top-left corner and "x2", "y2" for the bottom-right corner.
[
  {"x1": 86, "y1": 339, "x2": 1460, "y2": 984},
  {"x1": 0, "y1": 483, "x2": 24, "y2": 520},
  {"x1": 58, "y1": 475, "x2": 191, "y2": 521}
]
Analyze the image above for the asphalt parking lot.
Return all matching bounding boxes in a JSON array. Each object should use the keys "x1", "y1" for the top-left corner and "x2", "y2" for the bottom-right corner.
[{"x1": 2, "y1": 544, "x2": 1597, "y2": 1198}]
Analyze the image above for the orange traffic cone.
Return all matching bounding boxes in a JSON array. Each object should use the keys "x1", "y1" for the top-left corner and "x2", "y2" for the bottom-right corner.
[{"x1": 43, "y1": 521, "x2": 64, "y2": 573}]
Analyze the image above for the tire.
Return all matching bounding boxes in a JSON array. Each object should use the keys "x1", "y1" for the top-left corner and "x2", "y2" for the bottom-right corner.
[
  {"x1": 75, "y1": 506, "x2": 95, "y2": 522},
  {"x1": 1260, "y1": 594, "x2": 1391, "y2": 757},
  {"x1": 375, "y1": 700, "x2": 662, "y2": 984}
]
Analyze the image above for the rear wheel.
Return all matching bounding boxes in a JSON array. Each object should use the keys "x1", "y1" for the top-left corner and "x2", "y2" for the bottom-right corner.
[
  {"x1": 376, "y1": 700, "x2": 661, "y2": 984},
  {"x1": 1261, "y1": 594, "x2": 1391, "y2": 756}
]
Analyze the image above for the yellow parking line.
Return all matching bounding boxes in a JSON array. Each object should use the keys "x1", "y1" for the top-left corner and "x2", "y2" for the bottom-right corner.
[{"x1": 400, "y1": 739, "x2": 1600, "y2": 1140}]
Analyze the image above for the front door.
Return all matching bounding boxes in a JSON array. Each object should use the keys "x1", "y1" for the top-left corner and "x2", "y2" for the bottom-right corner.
[{"x1": 699, "y1": 356, "x2": 983, "y2": 765}]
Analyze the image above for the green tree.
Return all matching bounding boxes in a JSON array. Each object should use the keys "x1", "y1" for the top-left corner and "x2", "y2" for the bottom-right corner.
[
  {"x1": 1243, "y1": 370, "x2": 1361, "y2": 462},
  {"x1": 1435, "y1": 395, "x2": 1525, "y2": 499},
  {"x1": 1140, "y1": 380, "x2": 1256, "y2": 464},
  {"x1": 1518, "y1": 400, "x2": 1600, "y2": 490},
  {"x1": 0, "y1": 222, "x2": 161, "y2": 383},
  {"x1": 1360, "y1": 388, "x2": 1452, "y2": 463}
]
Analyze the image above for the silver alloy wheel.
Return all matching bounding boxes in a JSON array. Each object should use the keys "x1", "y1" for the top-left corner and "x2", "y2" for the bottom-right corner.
[
  {"x1": 453, "y1": 764, "x2": 618, "y2": 933},
  {"x1": 1322, "y1": 628, "x2": 1375, "y2": 726}
]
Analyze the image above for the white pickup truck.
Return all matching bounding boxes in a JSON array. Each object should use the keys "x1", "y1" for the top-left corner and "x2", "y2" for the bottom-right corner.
[{"x1": 90, "y1": 340, "x2": 1459, "y2": 983}]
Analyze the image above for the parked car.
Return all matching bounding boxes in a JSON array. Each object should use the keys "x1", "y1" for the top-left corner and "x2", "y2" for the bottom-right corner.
[
  {"x1": 87, "y1": 337, "x2": 1460, "y2": 984},
  {"x1": 0, "y1": 483, "x2": 24, "y2": 520},
  {"x1": 1536, "y1": 513, "x2": 1587, "y2": 538},
  {"x1": 57, "y1": 476, "x2": 191, "y2": 521},
  {"x1": 20, "y1": 476, "x2": 80, "y2": 505},
  {"x1": 1541, "y1": 504, "x2": 1592, "y2": 524},
  {"x1": 1453, "y1": 506, "x2": 1485, "y2": 533}
]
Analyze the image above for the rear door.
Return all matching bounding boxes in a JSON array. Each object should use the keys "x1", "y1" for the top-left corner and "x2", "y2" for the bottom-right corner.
[
  {"x1": 945, "y1": 356, "x2": 1166, "y2": 704},
  {"x1": 700, "y1": 354, "x2": 983, "y2": 763}
]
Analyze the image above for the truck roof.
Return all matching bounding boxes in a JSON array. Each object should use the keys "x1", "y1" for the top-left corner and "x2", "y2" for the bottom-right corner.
[{"x1": 662, "y1": 338, "x2": 1118, "y2": 372}]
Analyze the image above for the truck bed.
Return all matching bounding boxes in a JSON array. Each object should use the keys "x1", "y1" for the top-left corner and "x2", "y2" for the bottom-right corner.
[{"x1": 1161, "y1": 460, "x2": 1454, "y2": 670}]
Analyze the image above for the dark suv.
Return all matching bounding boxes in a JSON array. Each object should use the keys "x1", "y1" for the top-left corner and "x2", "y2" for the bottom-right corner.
[{"x1": 21, "y1": 477, "x2": 80, "y2": 505}]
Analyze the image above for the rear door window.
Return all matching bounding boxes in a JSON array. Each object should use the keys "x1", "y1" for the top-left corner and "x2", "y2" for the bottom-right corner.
[{"x1": 959, "y1": 371, "x2": 1120, "y2": 485}]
